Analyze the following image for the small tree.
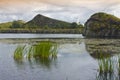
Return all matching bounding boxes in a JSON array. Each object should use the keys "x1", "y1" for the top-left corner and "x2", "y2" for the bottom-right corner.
[
  {"x1": 71, "y1": 22, "x2": 78, "y2": 28},
  {"x1": 11, "y1": 20, "x2": 23, "y2": 28}
]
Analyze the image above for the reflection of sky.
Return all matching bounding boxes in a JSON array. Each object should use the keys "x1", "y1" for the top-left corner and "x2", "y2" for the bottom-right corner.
[
  {"x1": 59, "y1": 42, "x2": 87, "y2": 54},
  {"x1": 0, "y1": 0, "x2": 120, "y2": 24}
]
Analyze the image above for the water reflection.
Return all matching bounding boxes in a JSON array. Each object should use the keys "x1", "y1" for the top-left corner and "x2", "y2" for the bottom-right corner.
[
  {"x1": 85, "y1": 39, "x2": 120, "y2": 59},
  {"x1": 96, "y1": 70, "x2": 120, "y2": 80},
  {"x1": 13, "y1": 41, "x2": 58, "y2": 69},
  {"x1": 12, "y1": 39, "x2": 120, "y2": 80},
  {"x1": 89, "y1": 50, "x2": 113, "y2": 59},
  {"x1": 84, "y1": 39, "x2": 120, "y2": 80},
  {"x1": 96, "y1": 72, "x2": 116, "y2": 80}
]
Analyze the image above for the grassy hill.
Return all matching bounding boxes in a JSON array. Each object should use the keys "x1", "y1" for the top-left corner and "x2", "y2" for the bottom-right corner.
[
  {"x1": 0, "y1": 14, "x2": 84, "y2": 33},
  {"x1": 84, "y1": 12, "x2": 120, "y2": 38},
  {"x1": 0, "y1": 22, "x2": 12, "y2": 28},
  {"x1": 24, "y1": 14, "x2": 73, "y2": 29}
]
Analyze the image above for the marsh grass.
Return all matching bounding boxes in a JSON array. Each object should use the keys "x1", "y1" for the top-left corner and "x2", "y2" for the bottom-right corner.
[
  {"x1": 14, "y1": 41, "x2": 58, "y2": 62},
  {"x1": 117, "y1": 55, "x2": 120, "y2": 74},
  {"x1": 97, "y1": 51, "x2": 114, "y2": 74},
  {"x1": 30, "y1": 41, "x2": 57, "y2": 59},
  {"x1": 98, "y1": 57, "x2": 113, "y2": 74},
  {"x1": 14, "y1": 45, "x2": 25, "y2": 61},
  {"x1": 96, "y1": 53, "x2": 120, "y2": 80},
  {"x1": 96, "y1": 72, "x2": 115, "y2": 80}
]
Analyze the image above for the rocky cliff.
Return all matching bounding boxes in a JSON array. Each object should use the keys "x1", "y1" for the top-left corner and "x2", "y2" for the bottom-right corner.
[{"x1": 83, "y1": 12, "x2": 120, "y2": 38}]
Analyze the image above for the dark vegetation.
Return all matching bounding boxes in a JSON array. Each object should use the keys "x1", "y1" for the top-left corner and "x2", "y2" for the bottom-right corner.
[
  {"x1": 14, "y1": 41, "x2": 58, "y2": 68},
  {"x1": 1, "y1": 12, "x2": 120, "y2": 36},
  {"x1": 0, "y1": 14, "x2": 84, "y2": 33},
  {"x1": 84, "y1": 12, "x2": 120, "y2": 38}
]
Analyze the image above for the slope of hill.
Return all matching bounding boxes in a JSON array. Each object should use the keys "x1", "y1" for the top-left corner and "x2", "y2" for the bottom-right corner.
[
  {"x1": 0, "y1": 20, "x2": 25, "y2": 29},
  {"x1": 83, "y1": 12, "x2": 120, "y2": 38},
  {"x1": 0, "y1": 14, "x2": 83, "y2": 33},
  {"x1": 0, "y1": 22, "x2": 13, "y2": 28},
  {"x1": 24, "y1": 14, "x2": 73, "y2": 29}
]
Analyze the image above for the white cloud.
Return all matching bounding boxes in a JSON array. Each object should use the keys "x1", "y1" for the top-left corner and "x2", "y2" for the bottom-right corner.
[
  {"x1": 104, "y1": 4, "x2": 120, "y2": 18},
  {"x1": 0, "y1": 0, "x2": 120, "y2": 23}
]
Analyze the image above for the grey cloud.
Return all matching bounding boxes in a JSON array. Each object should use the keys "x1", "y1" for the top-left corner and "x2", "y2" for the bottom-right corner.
[
  {"x1": 0, "y1": 0, "x2": 120, "y2": 24},
  {"x1": 33, "y1": 5, "x2": 95, "y2": 23},
  {"x1": 34, "y1": 8, "x2": 68, "y2": 13},
  {"x1": 0, "y1": 12, "x2": 18, "y2": 17}
]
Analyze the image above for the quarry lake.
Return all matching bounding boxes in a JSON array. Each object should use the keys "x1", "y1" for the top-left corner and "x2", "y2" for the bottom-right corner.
[{"x1": 0, "y1": 35, "x2": 120, "y2": 80}]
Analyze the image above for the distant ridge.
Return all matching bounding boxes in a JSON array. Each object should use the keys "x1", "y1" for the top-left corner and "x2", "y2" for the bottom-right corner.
[
  {"x1": 0, "y1": 14, "x2": 84, "y2": 34},
  {"x1": 24, "y1": 14, "x2": 72, "y2": 28}
]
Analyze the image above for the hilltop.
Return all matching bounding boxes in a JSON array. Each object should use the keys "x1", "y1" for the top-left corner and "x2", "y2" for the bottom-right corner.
[
  {"x1": 83, "y1": 12, "x2": 120, "y2": 38},
  {"x1": 24, "y1": 14, "x2": 72, "y2": 29},
  {"x1": 0, "y1": 14, "x2": 83, "y2": 33}
]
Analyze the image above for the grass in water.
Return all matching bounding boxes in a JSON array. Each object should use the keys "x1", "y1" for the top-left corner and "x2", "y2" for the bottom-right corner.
[
  {"x1": 30, "y1": 41, "x2": 57, "y2": 59},
  {"x1": 14, "y1": 41, "x2": 58, "y2": 61},
  {"x1": 98, "y1": 57, "x2": 113, "y2": 74},
  {"x1": 117, "y1": 55, "x2": 120, "y2": 74},
  {"x1": 97, "y1": 51, "x2": 114, "y2": 74},
  {"x1": 14, "y1": 45, "x2": 25, "y2": 61}
]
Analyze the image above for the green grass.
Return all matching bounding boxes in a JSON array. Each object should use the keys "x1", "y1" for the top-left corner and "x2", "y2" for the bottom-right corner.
[
  {"x1": 96, "y1": 53, "x2": 120, "y2": 80},
  {"x1": 14, "y1": 41, "x2": 58, "y2": 61},
  {"x1": 98, "y1": 57, "x2": 113, "y2": 73},
  {"x1": 97, "y1": 51, "x2": 114, "y2": 74},
  {"x1": 13, "y1": 45, "x2": 25, "y2": 61},
  {"x1": 28, "y1": 41, "x2": 57, "y2": 59},
  {"x1": 117, "y1": 55, "x2": 120, "y2": 74}
]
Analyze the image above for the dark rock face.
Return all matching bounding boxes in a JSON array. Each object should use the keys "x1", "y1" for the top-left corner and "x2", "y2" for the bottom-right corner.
[
  {"x1": 83, "y1": 12, "x2": 120, "y2": 38},
  {"x1": 24, "y1": 14, "x2": 71, "y2": 28}
]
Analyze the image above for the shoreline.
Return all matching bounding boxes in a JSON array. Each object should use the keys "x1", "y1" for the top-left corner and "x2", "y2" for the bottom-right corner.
[
  {"x1": 0, "y1": 29, "x2": 83, "y2": 34},
  {"x1": 0, "y1": 38, "x2": 119, "y2": 43}
]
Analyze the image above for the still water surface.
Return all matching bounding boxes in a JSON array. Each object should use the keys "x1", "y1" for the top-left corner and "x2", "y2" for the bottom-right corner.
[
  {"x1": 0, "y1": 34, "x2": 119, "y2": 80},
  {"x1": 0, "y1": 34, "x2": 83, "y2": 39},
  {"x1": 0, "y1": 39, "x2": 98, "y2": 80}
]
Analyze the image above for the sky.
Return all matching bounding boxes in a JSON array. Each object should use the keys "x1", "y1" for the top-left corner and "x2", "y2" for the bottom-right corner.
[{"x1": 0, "y1": 0, "x2": 120, "y2": 24}]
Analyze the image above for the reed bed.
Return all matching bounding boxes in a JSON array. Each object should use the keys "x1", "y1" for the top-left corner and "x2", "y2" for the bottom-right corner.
[
  {"x1": 14, "y1": 45, "x2": 25, "y2": 61},
  {"x1": 14, "y1": 41, "x2": 58, "y2": 61},
  {"x1": 28, "y1": 41, "x2": 58, "y2": 59},
  {"x1": 97, "y1": 52, "x2": 120, "y2": 80},
  {"x1": 117, "y1": 55, "x2": 120, "y2": 74},
  {"x1": 98, "y1": 57, "x2": 113, "y2": 74}
]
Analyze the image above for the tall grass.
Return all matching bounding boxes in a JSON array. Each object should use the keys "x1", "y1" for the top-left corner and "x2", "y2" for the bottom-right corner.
[
  {"x1": 97, "y1": 51, "x2": 114, "y2": 74},
  {"x1": 30, "y1": 41, "x2": 57, "y2": 59},
  {"x1": 96, "y1": 72, "x2": 115, "y2": 80},
  {"x1": 14, "y1": 41, "x2": 58, "y2": 61},
  {"x1": 98, "y1": 57, "x2": 113, "y2": 74},
  {"x1": 14, "y1": 45, "x2": 25, "y2": 61},
  {"x1": 96, "y1": 53, "x2": 120, "y2": 80},
  {"x1": 117, "y1": 55, "x2": 120, "y2": 74}
]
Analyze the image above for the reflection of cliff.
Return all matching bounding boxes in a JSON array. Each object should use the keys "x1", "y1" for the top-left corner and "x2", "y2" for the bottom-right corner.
[
  {"x1": 85, "y1": 39, "x2": 120, "y2": 59},
  {"x1": 96, "y1": 72, "x2": 116, "y2": 80},
  {"x1": 84, "y1": 12, "x2": 120, "y2": 38}
]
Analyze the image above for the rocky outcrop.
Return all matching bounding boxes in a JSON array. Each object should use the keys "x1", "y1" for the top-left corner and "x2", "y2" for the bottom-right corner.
[
  {"x1": 24, "y1": 14, "x2": 72, "y2": 29},
  {"x1": 83, "y1": 12, "x2": 120, "y2": 38}
]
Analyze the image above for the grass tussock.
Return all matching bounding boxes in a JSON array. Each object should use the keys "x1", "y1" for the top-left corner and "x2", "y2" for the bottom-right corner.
[
  {"x1": 98, "y1": 57, "x2": 113, "y2": 74},
  {"x1": 14, "y1": 45, "x2": 25, "y2": 61},
  {"x1": 96, "y1": 51, "x2": 114, "y2": 74},
  {"x1": 28, "y1": 41, "x2": 57, "y2": 59},
  {"x1": 117, "y1": 55, "x2": 120, "y2": 74},
  {"x1": 13, "y1": 41, "x2": 58, "y2": 61}
]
